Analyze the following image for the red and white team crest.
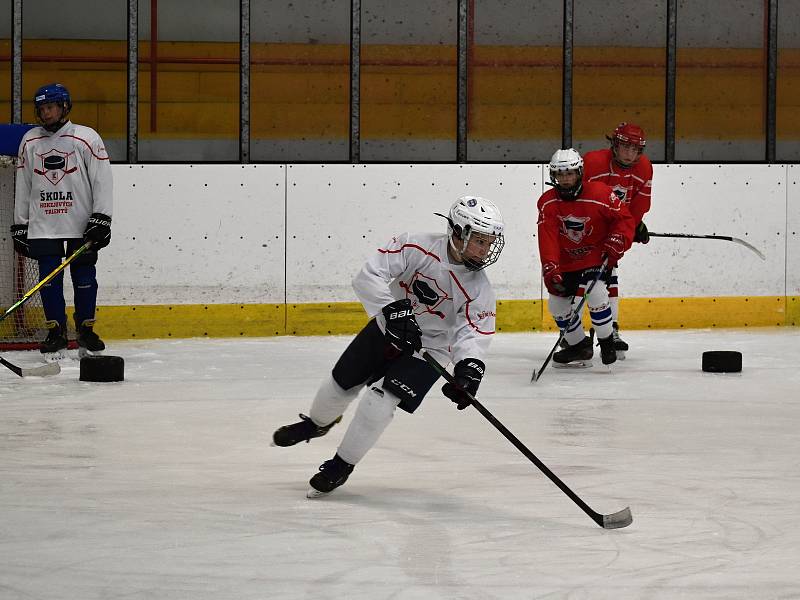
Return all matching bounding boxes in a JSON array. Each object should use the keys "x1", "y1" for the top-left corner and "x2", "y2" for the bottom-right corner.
[
  {"x1": 611, "y1": 184, "x2": 628, "y2": 202},
  {"x1": 558, "y1": 214, "x2": 592, "y2": 244},
  {"x1": 399, "y1": 272, "x2": 450, "y2": 319},
  {"x1": 34, "y1": 149, "x2": 77, "y2": 185}
]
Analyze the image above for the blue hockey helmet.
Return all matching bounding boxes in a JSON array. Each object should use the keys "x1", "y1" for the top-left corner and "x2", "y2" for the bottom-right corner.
[
  {"x1": 34, "y1": 83, "x2": 72, "y2": 130},
  {"x1": 34, "y1": 83, "x2": 72, "y2": 111}
]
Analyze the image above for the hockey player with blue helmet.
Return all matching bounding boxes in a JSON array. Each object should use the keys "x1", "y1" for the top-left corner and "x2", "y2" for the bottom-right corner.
[{"x1": 11, "y1": 83, "x2": 113, "y2": 358}]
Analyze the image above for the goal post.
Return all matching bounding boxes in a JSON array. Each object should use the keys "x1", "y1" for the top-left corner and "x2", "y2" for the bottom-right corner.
[{"x1": 1, "y1": 124, "x2": 46, "y2": 350}]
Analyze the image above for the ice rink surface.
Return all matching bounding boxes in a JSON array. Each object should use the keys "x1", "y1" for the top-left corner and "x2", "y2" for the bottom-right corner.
[{"x1": 1, "y1": 328, "x2": 799, "y2": 599}]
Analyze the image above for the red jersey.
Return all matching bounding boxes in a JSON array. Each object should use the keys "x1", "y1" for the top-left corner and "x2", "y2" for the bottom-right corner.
[
  {"x1": 537, "y1": 180, "x2": 636, "y2": 273},
  {"x1": 582, "y1": 148, "x2": 653, "y2": 224}
]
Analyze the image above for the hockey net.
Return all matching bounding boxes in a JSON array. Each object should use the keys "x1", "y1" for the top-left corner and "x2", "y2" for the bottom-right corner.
[{"x1": 0, "y1": 155, "x2": 45, "y2": 349}]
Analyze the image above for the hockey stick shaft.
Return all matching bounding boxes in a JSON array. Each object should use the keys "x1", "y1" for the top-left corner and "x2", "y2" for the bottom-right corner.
[
  {"x1": 648, "y1": 232, "x2": 765, "y2": 260},
  {"x1": 0, "y1": 356, "x2": 61, "y2": 378},
  {"x1": 0, "y1": 241, "x2": 93, "y2": 324},
  {"x1": 423, "y1": 351, "x2": 631, "y2": 529},
  {"x1": 532, "y1": 257, "x2": 609, "y2": 382}
]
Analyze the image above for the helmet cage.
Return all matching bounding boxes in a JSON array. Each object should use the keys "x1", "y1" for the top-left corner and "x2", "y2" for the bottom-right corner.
[
  {"x1": 549, "y1": 148, "x2": 584, "y2": 201},
  {"x1": 443, "y1": 196, "x2": 505, "y2": 271}
]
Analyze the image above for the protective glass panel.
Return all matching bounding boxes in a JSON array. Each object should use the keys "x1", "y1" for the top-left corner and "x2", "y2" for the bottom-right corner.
[
  {"x1": 573, "y1": 0, "x2": 666, "y2": 162},
  {"x1": 0, "y1": 0, "x2": 9, "y2": 123},
  {"x1": 250, "y1": 1, "x2": 350, "y2": 162},
  {"x1": 777, "y1": 0, "x2": 800, "y2": 161},
  {"x1": 361, "y1": 0, "x2": 457, "y2": 161},
  {"x1": 137, "y1": 1, "x2": 239, "y2": 162},
  {"x1": 675, "y1": 0, "x2": 765, "y2": 161},
  {"x1": 469, "y1": 0, "x2": 562, "y2": 162},
  {"x1": 21, "y1": 0, "x2": 127, "y2": 161}
]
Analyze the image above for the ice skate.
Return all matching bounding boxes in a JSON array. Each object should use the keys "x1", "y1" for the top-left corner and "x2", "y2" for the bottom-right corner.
[
  {"x1": 307, "y1": 454, "x2": 355, "y2": 498},
  {"x1": 40, "y1": 321, "x2": 68, "y2": 362},
  {"x1": 598, "y1": 333, "x2": 617, "y2": 367},
  {"x1": 272, "y1": 414, "x2": 342, "y2": 447},
  {"x1": 76, "y1": 318, "x2": 105, "y2": 358},
  {"x1": 553, "y1": 334, "x2": 593, "y2": 368},
  {"x1": 611, "y1": 322, "x2": 628, "y2": 360}
]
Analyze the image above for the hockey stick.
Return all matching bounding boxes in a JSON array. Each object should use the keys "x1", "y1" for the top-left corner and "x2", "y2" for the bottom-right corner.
[
  {"x1": 0, "y1": 356, "x2": 61, "y2": 378},
  {"x1": 648, "y1": 232, "x2": 765, "y2": 261},
  {"x1": 0, "y1": 241, "x2": 94, "y2": 324},
  {"x1": 531, "y1": 258, "x2": 609, "y2": 383},
  {"x1": 423, "y1": 351, "x2": 632, "y2": 529},
  {"x1": 0, "y1": 241, "x2": 91, "y2": 378}
]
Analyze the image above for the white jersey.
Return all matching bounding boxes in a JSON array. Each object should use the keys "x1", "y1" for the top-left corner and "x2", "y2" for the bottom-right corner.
[
  {"x1": 14, "y1": 120, "x2": 113, "y2": 239},
  {"x1": 353, "y1": 231, "x2": 497, "y2": 366}
]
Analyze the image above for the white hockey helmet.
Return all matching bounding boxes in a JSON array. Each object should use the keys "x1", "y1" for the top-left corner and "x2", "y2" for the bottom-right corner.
[
  {"x1": 549, "y1": 148, "x2": 584, "y2": 200},
  {"x1": 442, "y1": 195, "x2": 505, "y2": 271}
]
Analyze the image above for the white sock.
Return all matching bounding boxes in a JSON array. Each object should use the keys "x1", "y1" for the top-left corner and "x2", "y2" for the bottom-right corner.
[
  {"x1": 610, "y1": 295, "x2": 619, "y2": 322},
  {"x1": 309, "y1": 375, "x2": 362, "y2": 427},
  {"x1": 336, "y1": 386, "x2": 400, "y2": 465}
]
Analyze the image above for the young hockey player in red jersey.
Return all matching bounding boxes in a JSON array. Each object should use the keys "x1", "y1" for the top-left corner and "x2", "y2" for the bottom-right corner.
[
  {"x1": 537, "y1": 148, "x2": 636, "y2": 367},
  {"x1": 582, "y1": 122, "x2": 652, "y2": 357},
  {"x1": 272, "y1": 196, "x2": 505, "y2": 498}
]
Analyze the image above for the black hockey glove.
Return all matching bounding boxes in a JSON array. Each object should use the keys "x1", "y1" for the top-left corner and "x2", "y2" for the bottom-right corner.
[
  {"x1": 442, "y1": 358, "x2": 485, "y2": 410},
  {"x1": 83, "y1": 213, "x2": 112, "y2": 250},
  {"x1": 381, "y1": 298, "x2": 422, "y2": 359},
  {"x1": 634, "y1": 221, "x2": 650, "y2": 244},
  {"x1": 10, "y1": 224, "x2": 30, "y2": 257}
]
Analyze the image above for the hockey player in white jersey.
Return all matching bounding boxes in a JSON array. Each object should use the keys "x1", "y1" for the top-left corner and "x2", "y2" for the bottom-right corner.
[
  {"x1": 11, "y1": 83, "x2": 113, "y2": 358},
  {"x1": 273, "y1": 196, "x2": 505, "y2": 497}
]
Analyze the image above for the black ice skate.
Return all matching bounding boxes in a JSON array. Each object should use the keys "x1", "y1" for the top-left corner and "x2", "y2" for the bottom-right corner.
[
  {"x1": 611, "y1": 322, "x2": 628, "y2": 360},
  {"x1": 598, "y1": 333, "x2": 617, "y2": 366},
  {"x1": 272, "y1": 414, "x2": 342, "y2": 447},
  {"x1": 76, "y1": 318, "x2": 105, "y2": 358},
  {"x1": 307, "y1": 453, "x2": 355, "y2": 498},
  {"x1": 553, "y1": 334, "x2": 593, "y2": 368},
  {"x1": 40, "y1": 320, "x2": 68, "y2": 360}
]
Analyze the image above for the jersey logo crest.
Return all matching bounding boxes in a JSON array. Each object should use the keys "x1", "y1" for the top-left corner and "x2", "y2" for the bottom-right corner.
[
  {"x1": 558, "y1": 214, "x2": 592, "y2": 244},
  {"x1": 399, "y1": 272, "x2": 450, "y2": 319},
  {"x1": 611, "y1": 185, "x2": 627, "y2": 202},
  {"x1": 34, "y1": 149, "x2": 77, "y2": 185}
]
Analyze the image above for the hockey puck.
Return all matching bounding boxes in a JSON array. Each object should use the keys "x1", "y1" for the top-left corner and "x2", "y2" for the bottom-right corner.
[
  {"x1": 701, "y1": 351, "x2": 742, "y2": 373},
  {"x1": 79, "y1": 355, "x2": 125, "y2": 382}
]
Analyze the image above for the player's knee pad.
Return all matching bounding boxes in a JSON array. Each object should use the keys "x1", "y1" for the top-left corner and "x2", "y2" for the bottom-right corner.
[
  {"x1": 589, "y1": 303, "x2": 613, "y2": 324},
  {"x1": 548, "y1": 295, "x2": 574, "y2": 322},
  {"x1": 310, "y1": 374, "x2": 362, "y2": 426},
  {"x1": 589, "y1": 301, "x2": 613, "y2": 337},
  {"x1": 357, "y1": 386, "x2": 400, "y2": 426},
  {"x1": 336, "y1": 386, "x2": 399, "y2": 465}
]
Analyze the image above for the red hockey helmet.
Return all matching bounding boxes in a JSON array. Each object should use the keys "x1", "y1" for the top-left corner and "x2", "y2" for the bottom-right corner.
[
  {"x1": 608, "y1": 122, "x2": 646, "y2": 167},
  {"x1": 609, "y1": 122, "x2": 646, "y2": 149}
]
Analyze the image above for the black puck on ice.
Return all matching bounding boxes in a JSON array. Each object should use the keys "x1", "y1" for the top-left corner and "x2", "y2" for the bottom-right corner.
[
  {"x1": 701, "y1": 351, "x2": 742, "y2": 373},
  {"x1": 80, "y1": 355, "x2": 125, "y2": 382}
]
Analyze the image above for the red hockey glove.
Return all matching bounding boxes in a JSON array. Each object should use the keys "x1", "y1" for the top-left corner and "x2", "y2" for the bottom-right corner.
[
  {"x1": 602, "y1": 233, "x2": 626, "y2": 264},
  {"x1": 542, "y1": 262, "x2": 566, "y2": 295}
]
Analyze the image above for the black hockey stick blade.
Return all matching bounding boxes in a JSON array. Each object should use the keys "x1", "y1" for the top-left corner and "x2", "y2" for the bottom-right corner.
[
  {"x1": 601, "y1": 506, "x2": 633, "y2": 529},
  {"x1": 424, "y1": 351, "x2": 632, "y2": 529},
  {"x1": 648, "y1": 232, "x2": 765, "y2": 261},
  {"x1": 0, "y1": 356, "x2": 61, "y2": 378}
]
